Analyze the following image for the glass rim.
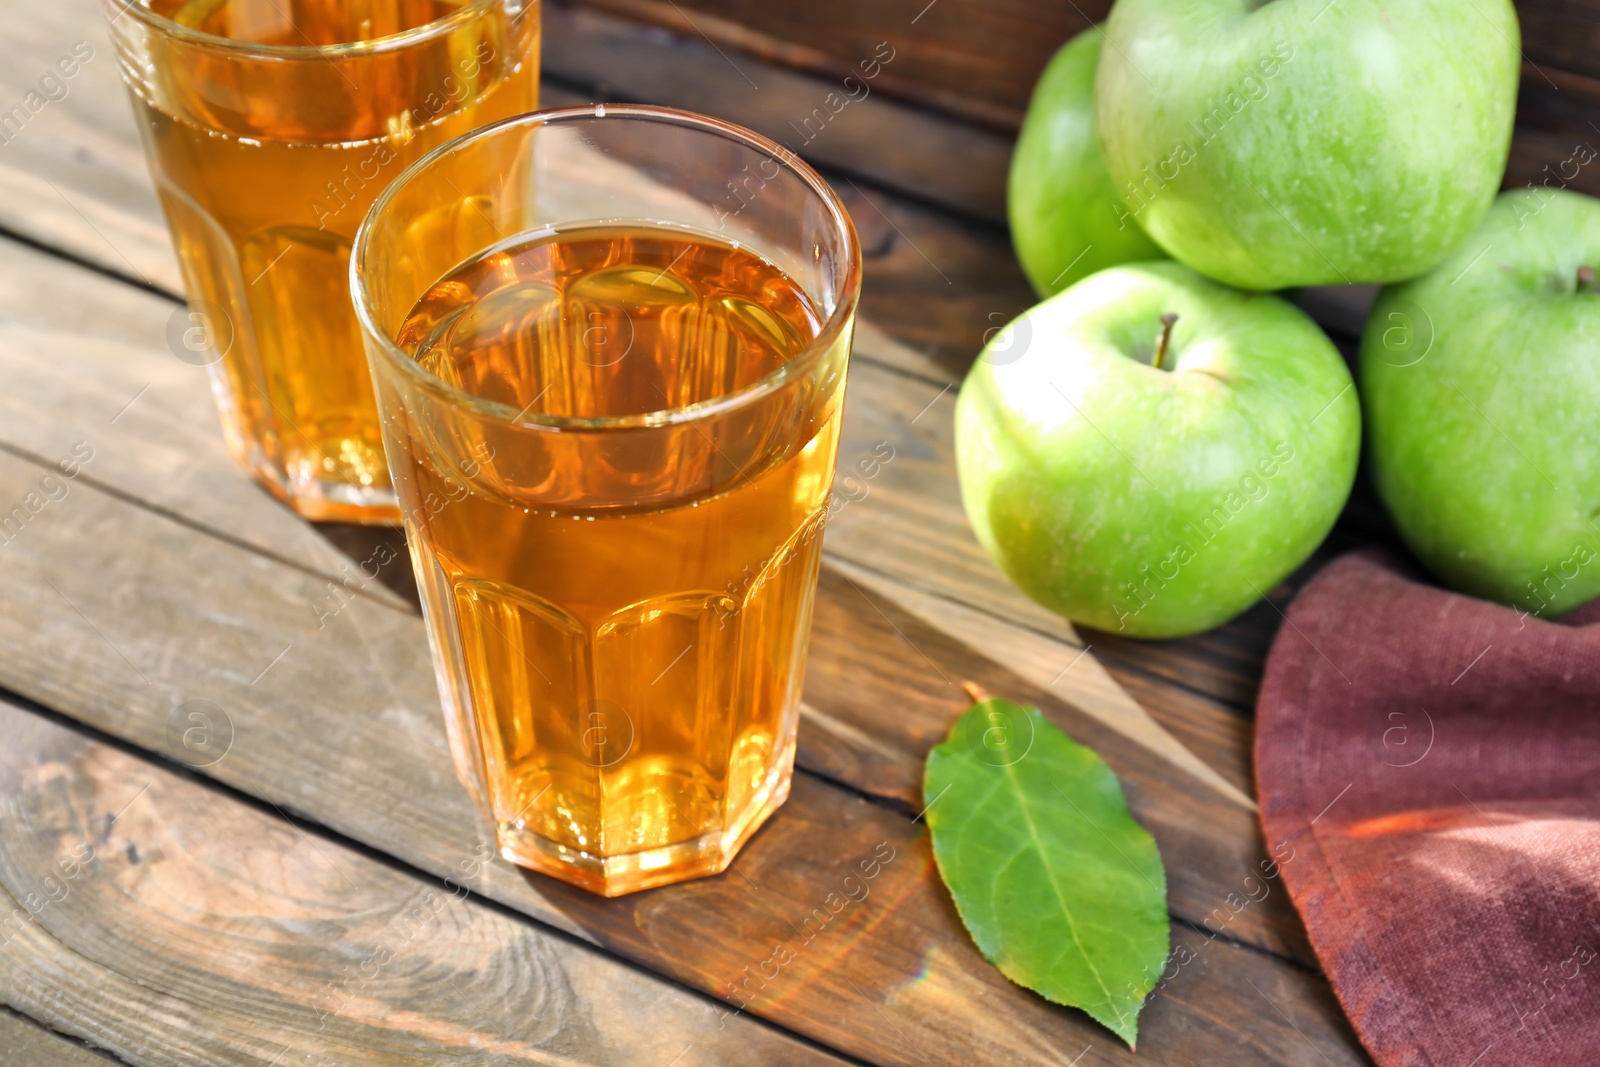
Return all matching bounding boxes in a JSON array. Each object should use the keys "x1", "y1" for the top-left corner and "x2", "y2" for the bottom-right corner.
[
  {"x1": 351, "y1": 103, "x2": 862, "y2": 433},
  {"x1": 107, "y1": 0, "x2": 510, "y2": 59}
]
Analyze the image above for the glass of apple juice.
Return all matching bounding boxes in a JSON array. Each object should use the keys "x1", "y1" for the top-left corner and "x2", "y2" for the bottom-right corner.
[
  {"x1": 351, "y1": 106, "x2": 861, "y2": 895},
  {"x1": 104, "y1": 0, "x2": 541, "y2": 522}
]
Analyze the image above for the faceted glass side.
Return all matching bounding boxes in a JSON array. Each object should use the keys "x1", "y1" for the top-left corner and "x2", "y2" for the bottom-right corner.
[{"x1": 441, "y1": 506, "x2": 826, "y2": 895}]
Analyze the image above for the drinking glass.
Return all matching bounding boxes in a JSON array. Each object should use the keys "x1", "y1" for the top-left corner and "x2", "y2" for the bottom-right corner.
[
  {"x1": 104, "y1": 0, "x2": 541, "y2": 522},
  {"x1": 352, "y1": 105, "x2": 860, "y2": 895}
]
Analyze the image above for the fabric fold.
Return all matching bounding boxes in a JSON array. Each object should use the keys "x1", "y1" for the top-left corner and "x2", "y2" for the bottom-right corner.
[{"x1": 1256, "y1": 550, "x2": 1600, "y2": 1067}]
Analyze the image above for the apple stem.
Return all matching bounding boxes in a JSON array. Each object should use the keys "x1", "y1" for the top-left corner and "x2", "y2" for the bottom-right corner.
[
  {"x1": 1153, "y1": 313, "x2": 1179, "y2": 370},
  {"x1": 1579, "y1": 265, "x2": 1596, "y2": 293},
  {"x1": 961, "y1": 681, "x2": 992, "y2": 705}
]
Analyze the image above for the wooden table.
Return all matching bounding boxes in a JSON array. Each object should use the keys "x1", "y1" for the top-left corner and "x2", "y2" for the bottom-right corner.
[{"x1": 1, "y1": 0, "x2": 1588, "y2": 1063}]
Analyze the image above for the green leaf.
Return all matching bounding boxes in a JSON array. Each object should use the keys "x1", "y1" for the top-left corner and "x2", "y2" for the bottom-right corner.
[{"x1": 924, "y1": 697, "x2": 1169, "y2": 1048}]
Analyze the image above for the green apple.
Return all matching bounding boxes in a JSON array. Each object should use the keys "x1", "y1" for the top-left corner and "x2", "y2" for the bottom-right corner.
[
  {"x1": 1361, "y1": 188, "x2": 1600, "y2": 616},
  {"x1": 1096, "y1": 0, "x2": 1520, "y2": 291},
  {"x1": 956, "y1": 261, "x2": 1359, "y2": 637},
  {"x1": 1010, "y1": 27, "x2": 1166, "y2": 298}
]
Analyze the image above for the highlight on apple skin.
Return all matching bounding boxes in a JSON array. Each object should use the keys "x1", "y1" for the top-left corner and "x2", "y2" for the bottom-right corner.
[
  {"x1": 1360, "y1": 188, "x2": 1600, "y2": 617},
  {"x1": 955, "y1": 261, "x2": 1361, "y2": 639},
  {"x1": 1095, "y1": 0, "x2": 1521, "y2": 291}
]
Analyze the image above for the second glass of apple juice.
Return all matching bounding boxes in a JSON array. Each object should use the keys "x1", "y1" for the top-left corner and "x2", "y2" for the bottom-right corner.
[
  {"x1": 353, "y1": 106, "x2": 861, "y2": 895},
  {"x1": 104, "y1": 0, "x2": 541, "y2": 522}
]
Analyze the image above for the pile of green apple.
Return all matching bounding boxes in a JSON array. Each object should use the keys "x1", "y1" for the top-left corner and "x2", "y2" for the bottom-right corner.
[{"x1": 958, "y1": 0, "x2": 1600, "y2": 638}]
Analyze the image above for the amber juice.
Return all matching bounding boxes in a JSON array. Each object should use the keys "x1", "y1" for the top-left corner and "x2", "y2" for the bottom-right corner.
[
  {"x1": 109, "y1": 0, "x2": 540, "y2": 521},
  {"x1": 391, "y1": 224, "x2": 843, "y2": 894}
]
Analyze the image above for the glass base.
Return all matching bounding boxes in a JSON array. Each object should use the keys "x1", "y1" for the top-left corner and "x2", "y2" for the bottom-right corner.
[
  {"x1": 497, "y1": 746, "x2": 795, "y2": 896},
  {"x1": 242, "y1": 451, "x2": 401, "y2": 525}
]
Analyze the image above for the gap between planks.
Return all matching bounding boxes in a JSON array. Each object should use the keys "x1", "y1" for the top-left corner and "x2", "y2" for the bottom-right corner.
[
  {"x1": 0, "y1": 0, "x2": 1260, "y2": 742},
  {"x1": 0, "y1": 232, "x2": 1276, "y2": 973},
  {"x1": 0, "y1": 1004, "x2": 132, "y2": 1067},
  {"x1": 0, "y1": 220, "x2": 1254, "y2": 818},
  {"x1": 0, "y1": 693, "x2": 862, "y2": 1067},
  {"x1": 0, "y1": 422, "x2": 1356, "y2": 1062}
]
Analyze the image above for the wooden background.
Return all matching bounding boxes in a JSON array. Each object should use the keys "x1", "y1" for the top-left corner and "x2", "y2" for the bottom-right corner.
[
  {"x1": 558, "y1": 0, "x2": 1600, "y2": 218},
  {"x1": 0, "y1": 0, "x2": 1585, "y2": 1064}
]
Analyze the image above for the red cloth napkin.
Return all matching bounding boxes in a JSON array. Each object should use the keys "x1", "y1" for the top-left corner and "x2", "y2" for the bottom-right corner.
[{"x1": 1255, "y1": 550, "x2": 1600, "y2": 1067}]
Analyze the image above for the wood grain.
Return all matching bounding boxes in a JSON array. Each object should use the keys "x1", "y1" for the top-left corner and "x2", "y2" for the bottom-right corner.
[
  {"x1": 569, "y1": 0, "x2": 1600, "y2": 142},
  {"x1": 0, "y1": 0, "x2": 1335, "y2": 737},
  {"x1": 0, "y1": 3, "x2": 176, "y2": 290},
  {"x1": 818, "y1": 555, "x2": 1257, "y2": 805},
  {"x1": 1505, "y1": 63, "x2": 1600, "y2": 203},
  {"x1": 6, "y1": 0, "x2": 1599, "y2": 266},
  {"x1": 0, "y1": 0, "x2": 1300, "y2": 938},
  {"x1": 0, "y1": 139, "x2": 1263, "y2": 807},
  {"x1": 566, "y1": 0, "x2": 1102, "y2": 130},
  {"x1": 0, "y1": 701, "x2": 847, "y2": 1067},
  {"x1": 0, "y1": 0, "x2": 1038, "y2": 637},
  {"x1": 592, "y1": 0, "x2": 1600, "y2": 131},
  {"x1": 542, "y1": 4, "x2": 1012, "y2": 222},
  {"x1": 0, "y1": 0, "x2": 1290, "y2": 930},
  {"x1": 5, "y1": 0, "x2": 1576, "y2": 1063},
  {"x1": 799, "y1": 565, "x2": 1314, "y2": 964},
  {"x1": 562, "y1": 0, "x2": 1600, "y2": 240},
  {"x1": 562, "y1": 0, "x2": 1041, "y2": 131},
  {"x1": 1517, "y1": 2, "x2": 1600, "y2": 85},
  {"x1": 0, "y1": 230, "x2": 1291, "y2": 950},
  {"x1": 0, "y1": 3, "x2": 1381, "y2": 1060},
  {"x1": 0, "y1": 330, "x2": 1366, "y2": 1065},
  {"x1": 0, "y1": 0, "x2": 1344, "y2": 735},
  {"x1": 0, "y1": 1007, "x2": 120, "y2": 1067},
  {"x1": 0, "y1": 236, "x2": 409, "y2": 611}
]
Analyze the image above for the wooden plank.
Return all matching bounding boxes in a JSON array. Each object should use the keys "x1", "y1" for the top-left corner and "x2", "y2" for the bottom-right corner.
[
  {"x1": 0, "y1": 0, "x2": 1020, "y2": 387},
  {"x1": 0, "y1": 0, "x2": 1330, "y2": 738},
  {"x1": 0, "y1": 236, "x2": 409, "y2": 611},
  {"x1": 0, "y1": 3, "x2": 176, "y2": 290},
  {"x1": 0, "y1": 0, "x2": 1012, "y2": 241},
  {"x1": 0, "y1": 441, "x2": 1367, "y2": 1065},
  {"x1": 570, "y1": 0, "x2": 1600, "y2": 144},
  {"x1": 0, "y1": 0, "x2": 1041, "y2": 638},
  {"x1": 846, "y1": 203, "x2": 1035, "y2": 384},
  {"x1": 0, "y1": 205, "x2": 1247, "y2": 781},
  {"x1": 0, "y1": 701, "x2": 847, "y2": 1067},
  {"x1": 1516, "y1": 2, "x2": 1600, "y2": 84},
  {"x1": 1505, "y1": 64, "x2": 1600, "y2": 202},
  {"x1": 564, "y1": 0, "x2": 1041, "y2": 131},
  {"x1": 0, "y1": 0, "x2": 1536, "y2": 1062},
  {"x1": 0, "y1": 233, "x2": 1285, "y2": 949},
  {"x1": 541, "y1": 3, "x2": 1011, "y2": 221},
  {"x1": 565, "y1": 0, "x2": 1097, "y2": 128},
  {"x1": 0, "y1": 0, "x2": 1285, "y2": 904},
  {"x1": 0, "y1": 17, "x2": 1284, "y2": 923},
  {"x1": 4, "y1": 0, "x2": 1595, "y2": 276},
  {"x1": 0, "y1": 0, "x2": 1013, "y2": 266},
  {"x1": 815, "y1": 556, "x2": 1257, "y2": 804},
  {"x1": 0, "y1": 9, "x2": 1361, "y2": 1056},
  {"x1": 799, "y1": 565, "x2": 1315, "y2": 964},
  {"x1": 0, "y1": 1008, "x2": 120, "y2": 1067},
  {"x1": 565, "y1": 1, "x2": 1600, "y2": 232},
  {"x1": 0, "y1": 126, "x2": 1261, "y2": 807},
  {"x1": 0, "y1": 222, "x2": 1347, "y2": 1056},
  {"x1": 571, "y1": 0, "x2": 1600, "y2": 133}
]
